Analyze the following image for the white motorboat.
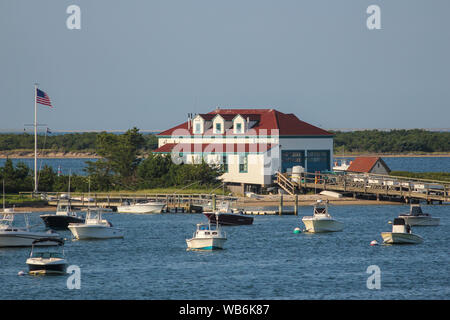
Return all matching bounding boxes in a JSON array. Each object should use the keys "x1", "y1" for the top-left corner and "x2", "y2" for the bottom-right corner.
[
  {"x1": 116, "y1": 200, "x2": 166, "y2": 214},
  {"x1": 186, "y1": 216, "x2": 227, "y2": 250},
  {"x1": 302, "y1": 200, "x2": 344, "y2": 233},
  {"x1": 333, "y1": 158, "x2": 352, "y2": 172},
  {"x1": 0, "y1": 210, "x2": 63, "y2": 247},
  {"x1": 26, "y1": 238, "x2": 67, "y2": 275},
  {"x1": 381, "y1": 218, "x2": 423, "y2": 244},
  {"x1": 68, "y1": 208, "x2": 123, "y2": 239},
  {"x1": 40, "y1": 199, "x2": 85, "y2": 230},
  {"x1": 398, "y1": 204, "x2": 439, "y2": 226}
]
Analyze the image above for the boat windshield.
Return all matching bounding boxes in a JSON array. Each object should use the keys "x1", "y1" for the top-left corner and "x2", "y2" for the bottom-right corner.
[
  {"x1": 198, "y1": 224, "x2": 210, "y2": 231},
  {"x1": 32, "y1": 252, "x2": 64, "y2": 259},
  {"x1": 314, "y1": 207, "x2": 327, "y2": 214},
  {"x1": 0, "y1": 213, "x2": 14, "y2": 227}
]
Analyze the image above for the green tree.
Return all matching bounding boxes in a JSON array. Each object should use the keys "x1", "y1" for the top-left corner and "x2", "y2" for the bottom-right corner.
[
  {"x1": 37, "y1": 165, "x2": 55, "y2": 192},
  {"x1": 0, "y1": 159, "x2": 33, "y2": 193},
  {"x1": 88, "y1": 127, "x2": 145, "y2": 189}
]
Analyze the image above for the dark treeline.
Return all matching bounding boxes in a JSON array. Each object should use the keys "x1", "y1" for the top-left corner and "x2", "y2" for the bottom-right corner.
[
  {"x1": 0, "y1": 132, "x2": 158, "y2": 152},
  {"x1": 0, "y1": 128, "x2": 223, "y2": 193},
  {"x1": 1, "y1": 129, "x2": 449, "y2": 154},
  {"x1": 332, "y1": 129, "x2": 450, "y2": 153}
]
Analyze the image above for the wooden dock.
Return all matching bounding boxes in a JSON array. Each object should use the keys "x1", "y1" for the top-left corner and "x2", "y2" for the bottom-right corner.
[
  {"x1": 38, "y1": 193, "x2": 238, "y2": 213},
  {"x1": 275, "y1": 171, "x2": 450, "y2": 204}
]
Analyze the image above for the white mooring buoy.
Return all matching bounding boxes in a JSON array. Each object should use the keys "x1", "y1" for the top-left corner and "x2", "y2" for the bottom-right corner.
[{"x1": 370, "y1": 240, "x2": 379, "y2": 246}]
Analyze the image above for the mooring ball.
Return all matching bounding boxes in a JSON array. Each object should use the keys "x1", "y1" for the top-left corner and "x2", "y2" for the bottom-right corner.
[
  {"x1": 293, "y1": 227, "x2": 301, "y2": 234},
  {"x1": 370, "y1": 240, "x2": 379, "y2": 246},
  {"x1": 18, "y1": 271, "x2": 25, "y2": 276}
]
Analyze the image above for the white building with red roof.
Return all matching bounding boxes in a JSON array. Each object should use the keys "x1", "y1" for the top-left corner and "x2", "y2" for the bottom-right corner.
[{"x1": 154, "y1": 108, "x2": 334, "y2": 192}]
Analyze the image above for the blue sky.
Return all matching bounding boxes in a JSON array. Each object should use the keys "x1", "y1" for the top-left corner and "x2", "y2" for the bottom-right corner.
[{"x1": 1, "y1": 0, "x2": 449, "y2": 132}]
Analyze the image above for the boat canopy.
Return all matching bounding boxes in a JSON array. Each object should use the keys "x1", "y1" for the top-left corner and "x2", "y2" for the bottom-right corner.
[
  {"x1": 410, "y1": 205, "x2": 423, "y2": 216},
  {"x1": 393, "y1": 218, "x2": 406, "y2": 225}
]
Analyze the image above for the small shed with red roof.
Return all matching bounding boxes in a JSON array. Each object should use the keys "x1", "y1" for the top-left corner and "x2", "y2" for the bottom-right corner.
[{"x1": 346, "y1": 157, "x2": 391, "y2": 175}]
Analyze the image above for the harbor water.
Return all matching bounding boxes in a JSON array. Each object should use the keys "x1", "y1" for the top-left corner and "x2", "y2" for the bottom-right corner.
[
  {"x1": 0, "y1": 205, "x2": 448, "y2": 299},
  {"x1": 0, "y1": 156, "x2": 449, "y2": 175}
]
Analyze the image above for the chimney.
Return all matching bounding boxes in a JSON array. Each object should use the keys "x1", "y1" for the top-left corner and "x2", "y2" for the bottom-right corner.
[{"x1": 188, "y1": 113, "x2": 191, "y2": 131}]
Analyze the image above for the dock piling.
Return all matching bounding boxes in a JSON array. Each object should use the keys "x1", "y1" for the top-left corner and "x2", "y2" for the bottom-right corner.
[
  {"x1": 294, "y1": 194, "x2": 298, "y2": 216},
  {"x1": 279, "y1": 194, "x2": 283, "y2": 215}
]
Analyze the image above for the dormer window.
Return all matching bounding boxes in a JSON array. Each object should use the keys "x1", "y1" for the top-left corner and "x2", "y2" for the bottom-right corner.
[
  {"x1": 233, "y1": 114, "x2": 246, "y2": 134},
  {"x1": 193, "y1": 115, "x2": 205, "y2": 134},
  {"x1": 212, "y1": 114, "x2": 225, "y2": 134}
]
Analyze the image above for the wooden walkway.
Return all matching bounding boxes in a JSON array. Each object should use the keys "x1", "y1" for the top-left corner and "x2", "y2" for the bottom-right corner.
[
  {"x1": 275, "y1": 171, "x2": 450, "y2": 204},
  {"x1": 37, "y1": 193, "x2": 237, "y2": 213}
]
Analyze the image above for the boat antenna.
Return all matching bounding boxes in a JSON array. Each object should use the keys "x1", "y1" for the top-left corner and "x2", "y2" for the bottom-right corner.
[
  {"x1": 68, "y1": 169, "x2": 72, "y2": 206},
  {"x1": 88, "y1": 176, "x2": 91, "y2": 207},
  {"x1": 2, "y1": 179, "x2": 5, "y2": 211}
]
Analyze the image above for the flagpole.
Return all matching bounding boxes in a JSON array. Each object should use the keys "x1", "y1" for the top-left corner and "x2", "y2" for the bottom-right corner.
[{"x1": 34, "y1": 83, "x2": 38, "y2": 194}]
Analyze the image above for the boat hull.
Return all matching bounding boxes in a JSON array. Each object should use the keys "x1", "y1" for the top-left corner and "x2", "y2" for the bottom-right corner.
[
  {"x1": 186, "y1": 237, "x2": 226, "y2": 250},
  {"x1": 381, "y1": 232, "x2": 423, "y2": 244},
  {"x1": 0, "y1": 232, "x2": 62, "y2": 247},
  {"x1": 204, "y1": 213, "x2": 253, "y2": 226},
  {"x1": 399, "y1": 216, "x2": 440, "y2": 226},
  {"x1": 302, "y1": 217, "x2": 344, "y2": 233},
  {"x1": 116, "y1": 203, "x2": 166, "y2": 214},
  {"x1": 27, "y1": 259, "x2": 67, "y2": 275},
  {"x1": 40, "y1": 214, "x2": 85, "y2": 230},
  {"x1": 68, "y1": 224, "x2": 124, "y2": 240}
]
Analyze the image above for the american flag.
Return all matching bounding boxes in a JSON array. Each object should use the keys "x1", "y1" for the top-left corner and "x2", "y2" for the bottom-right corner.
[{"x1": 36, "y1": 88, "x2": 53, "y2": 107}]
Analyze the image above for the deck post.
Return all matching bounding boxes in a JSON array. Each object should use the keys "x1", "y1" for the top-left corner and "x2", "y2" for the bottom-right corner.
[{"x1": 212, "y1": 193, "x2": 216, "y2": 211}]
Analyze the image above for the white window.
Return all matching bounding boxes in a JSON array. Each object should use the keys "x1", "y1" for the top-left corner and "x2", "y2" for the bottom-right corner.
[
  {"x1": 195, "y1": 123, "x2": 201, "y2": 134},
  {"x1": 215, "y1": 123, "x2": 222, "y2": 134}
]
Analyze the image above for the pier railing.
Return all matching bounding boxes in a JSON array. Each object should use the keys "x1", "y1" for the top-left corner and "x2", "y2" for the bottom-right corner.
[{"x1": 275, "y1": 171, "x2": 450, "y2": 203}]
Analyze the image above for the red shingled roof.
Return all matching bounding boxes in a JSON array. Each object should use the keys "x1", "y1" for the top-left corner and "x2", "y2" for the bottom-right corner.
[
  {"x1": 153, "y1": 143, "x2": 277, "y2": 154},
  {"x1": 157, "y1": 109, "x2": 332, "y2": 137},
  {"x1": 347, "y1": 157, "x2": 390, "y2": 173}
]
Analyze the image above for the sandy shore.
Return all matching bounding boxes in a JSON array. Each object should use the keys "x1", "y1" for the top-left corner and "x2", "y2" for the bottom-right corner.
[
  {"x1": 236, "y1": 194, "x2": 400, "y2": 207},
  {"x1": 0, "y1": 151, "x2": 99, "y2": 159},
  {"x1": 5, "y1": 206, "x2": 55, "y2": 212},
  {"x1": 1, "y1": 151, "x2": 449, "y2": 159},
  {"x1": 7, "y1": 195, "x2": 400, "y2": 213},
  {"x1": 10, "y1": 195, "x2": 400, "y2": 213}
]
